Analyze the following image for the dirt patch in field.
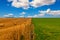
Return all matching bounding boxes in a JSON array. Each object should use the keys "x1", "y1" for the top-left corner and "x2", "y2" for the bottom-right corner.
[{"x1": 0, "y1": 18, "x2": 34, "y2": 40}]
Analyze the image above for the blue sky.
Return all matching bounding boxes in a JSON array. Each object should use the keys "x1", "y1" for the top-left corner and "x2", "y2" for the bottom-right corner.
[{"x1": 0, "y1": 0, "x2": 60, "y2": 18}]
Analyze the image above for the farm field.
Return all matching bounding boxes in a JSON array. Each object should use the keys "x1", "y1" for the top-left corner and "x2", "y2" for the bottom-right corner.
[
  {"x1": 32, "y1": 18, "x2": 60, "y2": 40},
  {"x1": 0, "y1": 18, "x2": 34, "y2": 40},
  {"x1": 0, "y1": 18, "x2": 60, "y2": 40}
]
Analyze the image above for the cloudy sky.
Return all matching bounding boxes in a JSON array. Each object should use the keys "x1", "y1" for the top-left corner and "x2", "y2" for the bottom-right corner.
[{"x1": 0, "y1": 0, "x2": 60, "y2": 18}]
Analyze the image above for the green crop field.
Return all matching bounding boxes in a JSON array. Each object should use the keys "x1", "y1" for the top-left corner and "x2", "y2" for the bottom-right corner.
[{"x1": 32, "y1": 18, "x2": 60, "y2": 40}]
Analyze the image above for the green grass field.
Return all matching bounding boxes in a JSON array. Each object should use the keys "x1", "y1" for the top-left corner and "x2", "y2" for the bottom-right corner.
[{"x1": 32, "y1": 18, "x2": 60, "y2": 40}]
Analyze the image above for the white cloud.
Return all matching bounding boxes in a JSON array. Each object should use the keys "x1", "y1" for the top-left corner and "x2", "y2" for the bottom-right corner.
[
  {"x1": 3, "y1": 13, "x2": 14, "y2": 17},
  {"x1": 7, "y1": 0, "x2": 56, "y2": 9},
  {"x1": 27, "y1": 13, "x2": 45, "y2": 18},
  {"x1": 27, "y1": 15, "x2": 38, "y2": 18},
  {"x1": 19, "y1": 12, "x2": 26, "y2": 17},
  {"x1": 27, "y1": 8, "x2": 60, "y2": 18},
  {"x1": 8, "y1": 0, "x2": 29, "y2": 9},
  {"x1": 49, "y1": 11, "x2": 60, "y2": 16},
  {"x1": 38, "y1": 13, "x2": 45, "y2": 16},
  {"x1": 7, "y1": 0, "x2": 13, "y2": 2},
  {"x1": 4, "y1": 15, "x2": 9, "y2": 17},
  {"x1": 30, "y1": 0, "x2": 56, "y2": 7},
  {"x1": 27, "y1": 16, "x2": 33, "y2": 18},
  {"x1": 24, "y1": 9, "x2": 60, "y2": 18},
  {"x1": 46, "y1": 8, "x2": 51, "y2": 13},
  {"x1": 19, "y1": 16, "x2": 24, "y2": 17},
  {"x1": 33, "y1": 15, "x2": 38, "y2": 17},
  {"x1": 20, "y1": 12, "x2": 26, "y2": 15},
  {"x1": 8, "y1": 13, "x2": 13, "y2": 16},
  {"x1": 40, "y1": 8, "x2": 51, "y2": 13},
  {"x1": 40, "y1": 8, "x2": 60, "y2": 16}
]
